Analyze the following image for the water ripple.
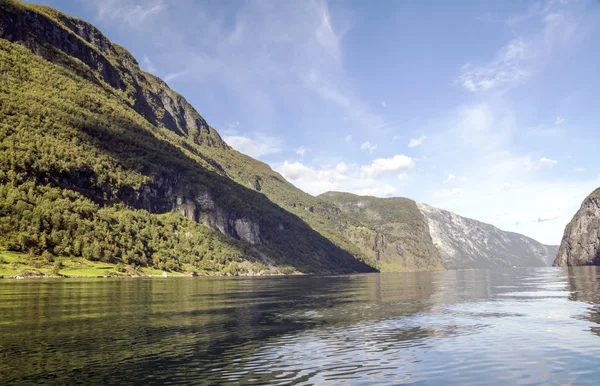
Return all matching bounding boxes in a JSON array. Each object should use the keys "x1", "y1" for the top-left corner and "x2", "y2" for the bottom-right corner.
[{"x1": 2, "y1": 267, "x2": 600, "y2": 384}]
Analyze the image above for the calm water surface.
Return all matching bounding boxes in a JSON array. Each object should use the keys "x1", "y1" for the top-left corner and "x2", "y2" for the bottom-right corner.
[{"x1": 2, "y1": 267, "x2": 600, "y2": 385}]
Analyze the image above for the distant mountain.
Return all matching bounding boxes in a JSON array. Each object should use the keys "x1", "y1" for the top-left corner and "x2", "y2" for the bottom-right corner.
[
  {"x1": 418, "y1": 203, "x2": 558, "y2": 269},
  {"x1": 319, "y1": 192, "x2": 445, "y2": 272},
  {"x1": 554, "y1": 188, "x2": 600, "y2": 266}
]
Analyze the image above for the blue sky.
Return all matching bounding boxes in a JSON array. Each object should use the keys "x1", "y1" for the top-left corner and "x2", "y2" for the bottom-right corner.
[{"x1": 31, "y1": 0, "x2": 600, "y2": 244}]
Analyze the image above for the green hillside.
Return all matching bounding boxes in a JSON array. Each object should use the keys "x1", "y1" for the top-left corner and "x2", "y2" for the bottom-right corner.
[
  {"x1": 0, "y1": 0, "x2": 375, "y2": 275},
  {"x1": 319, "y1": 192, "x2": 444, "y2": 272}
]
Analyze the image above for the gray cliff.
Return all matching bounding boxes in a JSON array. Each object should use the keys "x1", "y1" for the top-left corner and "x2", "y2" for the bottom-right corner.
[{"x1": 418, "y1": 203, "x2": 558, "y2": 269}]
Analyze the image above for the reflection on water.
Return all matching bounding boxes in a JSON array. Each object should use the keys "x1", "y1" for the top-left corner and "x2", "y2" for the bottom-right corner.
[{"x1": 1, "y1": 268, "x2": 600, "y2": 384}]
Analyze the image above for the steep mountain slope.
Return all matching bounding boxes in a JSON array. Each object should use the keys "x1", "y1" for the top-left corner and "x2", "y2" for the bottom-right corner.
[
  {"x1": 418, "y1": 203, "x2": 558, "y2": 269},
  {"x1": 553, "y1": 188, "x2": 600, "y2": 266},
  {"x1": 0, "y1": 0, "x2": 375, "y2": 274},
  {"x1": 319, "y1": 192, "x2": 445, "y2": 272}
]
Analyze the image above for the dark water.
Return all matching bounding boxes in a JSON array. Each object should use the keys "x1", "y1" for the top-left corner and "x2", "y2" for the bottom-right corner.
[{"x1": 2, "y1": 268, "x2": 600, "y2": 385}]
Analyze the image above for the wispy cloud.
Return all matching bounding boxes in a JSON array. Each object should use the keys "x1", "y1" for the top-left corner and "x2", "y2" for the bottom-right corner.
[
  {"x1": 296, "y1": 146, "x2": 309, "y2": 157},
  {"x1": 458, "y1": 3, "x2": 582, "y2": 93},
  {"x1": 354, "y1": 184, "x2": 397, "y2": 197},
  {"x1": 381, "y1": 101, "x2": 387, "y2": 108},
  {"x1": 360, "y1": 141, "x2": 377, "y2": 153},
  {"x1": 458, "y1": 38, "x2": 530, "y2": 92},
  {"x1": 345, "y1": 135, "x2": 352, "y2": 141},
  {"x1": 408, "y1": 135, "x2": 427, "y2": 148},
  {"x1": 92, "y1": 0, "x2": 166, "y2": 28},
  {"x1": 164, "y1": 71, "x2": 186, "y2": 83},
  {"x1": 222, "y1": 121, "x2": 240, "y2": 134},
  {"x1": 224, "y1": 133, "x2": 282, "y2": 159},
  {"x1": 555, "y1": 116, "x2": 565, "y2": 125},
  {"x1": 537, "y1": 157, "x2": 558, "y2": 169},
  {"x1": 142, "y1": 55, "x2": 157, "y2": 73}
]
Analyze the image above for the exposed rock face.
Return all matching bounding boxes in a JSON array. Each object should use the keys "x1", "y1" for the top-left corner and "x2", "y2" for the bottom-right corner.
[
  {"x1": 554, "y1": 189, "x2": 600, "y2": 266},
  {"x1": 418, "y1": 203, "x2": 558, "y2": 269},
  {"x1": 319, "y1": 192, "x2": 445, "y2": 272}
]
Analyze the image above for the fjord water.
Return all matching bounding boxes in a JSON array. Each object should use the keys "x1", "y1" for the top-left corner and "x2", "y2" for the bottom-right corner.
[{"x1": 2, "y1": 268, "x2": 600, "y2": 385}]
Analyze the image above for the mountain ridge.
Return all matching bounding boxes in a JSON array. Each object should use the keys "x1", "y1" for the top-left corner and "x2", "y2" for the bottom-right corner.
[{"x1": 417, "y1": 203, "x2": 558, "y2": 269}]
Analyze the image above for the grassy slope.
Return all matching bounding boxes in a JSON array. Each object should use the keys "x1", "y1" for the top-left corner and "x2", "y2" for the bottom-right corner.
[
  {"x1": 319, "y1": 192, "x2": 445, "y2": 272},
  {"x1": 0, "y1": 250, "x2": 185, "y2": 277}
]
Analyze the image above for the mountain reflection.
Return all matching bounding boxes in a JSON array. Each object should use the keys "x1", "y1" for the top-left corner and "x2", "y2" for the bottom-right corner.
[
  {"x1": 2, "y1": 269, "x2": 600, "y2": 384},
  {"x1": 565, "y1": 266, "x2": 600, "y2": 335}
]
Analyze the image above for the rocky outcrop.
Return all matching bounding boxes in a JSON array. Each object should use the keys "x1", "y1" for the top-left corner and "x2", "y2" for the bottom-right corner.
[
  {"x1": 418, "y1": 203, "x2": 558, "y2": 269},
  {"x1": 553, "y1": 188, "x2": 600, "y2": 266}
]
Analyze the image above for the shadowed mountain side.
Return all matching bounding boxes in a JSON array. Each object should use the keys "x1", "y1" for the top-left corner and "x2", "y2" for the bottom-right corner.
[{"x1": 0, "y1": 1, "x2": 375, "y2": 274}]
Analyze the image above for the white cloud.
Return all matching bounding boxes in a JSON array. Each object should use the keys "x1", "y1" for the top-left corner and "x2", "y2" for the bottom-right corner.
[
  {"x1": 381, "y1": 101, "x2": 387, "y2": 108},
  {"x1": 164, "y1": 71, "x2": 186, "y2": 83},
  {"x1": 224, "y1": 134, "x2": 282, "y2": 158},
  {"x1": 392, "y1": 135, "x2": 400, "y2": 141},
  {"x1": 277, "y1": 161, "x2": 393, "y2": 197},
  {"x1": 142, "y1": 55, "x2": 157, "y2": 74},
  {"x1": 361, "y1": 155, "x2": 415, "y2": 178},
  {"x1": 296, "y1": 146, "x2": 309, "y2": 157},
  {"x1": 555, "y1": 116, "x2": 565, "y2": 125},
  {"x1": 397, "y1": 172, "x2": 409, "y2": 181},
  {"x1": 360, "y1": 141, "x2": 377, "y2": 153},
  {"x1": 354, "y1": 184, "x2": 397, "y2": 197},
  {"x1": 345, "y1": 135, "x2": 352, "y2": 142},
  {"x1": 538, "y1": 157, "x2": 558, "y2": 169},
  {"x1": 408, "y1": 136, "x2": 427, "y2": 148},
  {"x1": 92, "y1": 0, "x2": 166, "y2": 28},
  {"x1": 458, "y1": 38, "x2": 530, "y2": 92},
  {"x1": 444, "y1": 174, "x2": 456, "y2": 183},
  {"x1": 575, "y1": 167, "x2": 585, "y2": 173},
  {"x1": 335, "y1": 162, "x2": 349, "y2": 173}
]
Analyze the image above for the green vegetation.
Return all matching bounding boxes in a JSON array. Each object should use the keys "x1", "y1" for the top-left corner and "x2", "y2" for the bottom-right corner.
[
  {"x1": 319, "y1": 192, "x2": 445, "y2": 271},
  {"x1": 0, "y1": 1, "x2": 376, "y2": 276},
  {"x1": 0, "y1": 249, "x2": 178, "y2": 277}
]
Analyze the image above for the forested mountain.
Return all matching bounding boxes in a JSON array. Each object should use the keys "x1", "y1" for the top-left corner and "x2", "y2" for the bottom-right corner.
[
  {"x1": 319, "y1": 192, "x2": 444, "y2": 272},
  {"x1": 0, "y1": 0, "x2": 375, "y2": 275}
]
